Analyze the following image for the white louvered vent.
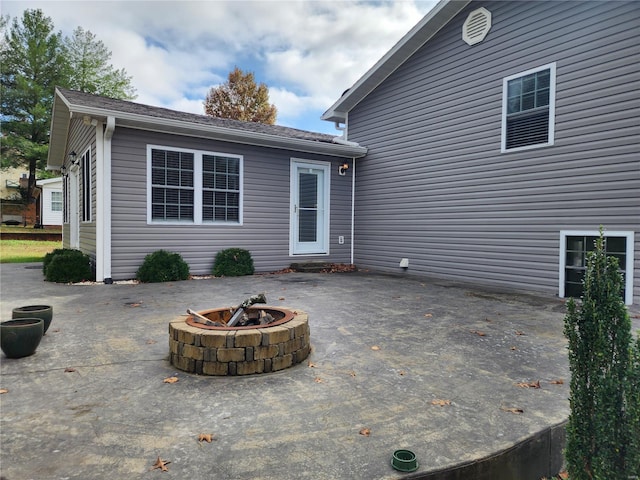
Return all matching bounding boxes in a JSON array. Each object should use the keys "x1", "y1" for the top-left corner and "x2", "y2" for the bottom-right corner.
[{"x1": 463, "y1": 7, "x2": 492, "y2": 46}]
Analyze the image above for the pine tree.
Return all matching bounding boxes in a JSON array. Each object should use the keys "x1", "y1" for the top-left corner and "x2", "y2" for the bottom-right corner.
[
  {"x1": 64, "y1": 27, "x2": 136, "y2": 99},
  {"x1": 1, "y1": 9, "x2": 136, "y2": 204},
  {"x1": 0, "y1": 9, "x2": 67, "y2": 200}
]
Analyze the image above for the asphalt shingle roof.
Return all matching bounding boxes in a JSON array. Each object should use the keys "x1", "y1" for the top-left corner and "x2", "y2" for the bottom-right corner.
[{"x1": 58, "y1": 88, "x2": 337, "y2": 144}]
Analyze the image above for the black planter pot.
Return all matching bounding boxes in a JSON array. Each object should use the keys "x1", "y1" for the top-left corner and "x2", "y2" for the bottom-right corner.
[
  {"x1": 12, "y1": 305, "x2": 53, "y2": 334},
  {"x1": 0, "y1": 318, "x2": 44, "y2": 358}
]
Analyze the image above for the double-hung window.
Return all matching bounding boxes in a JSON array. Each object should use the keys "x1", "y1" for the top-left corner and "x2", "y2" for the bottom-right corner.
[
  {"x1": 151, "y1": 148, "x2": 195, "y2": 221},
  {"x1": 501, "y1": 63, "x2": 556, "y2": 152},
  {"x1": 63, "y1": 175, "x2": 69, "y2": 223},
  {"x1": 148, "y1": 146, "x2": 242, "y2": 225},
  {"x1": 51, "y1": 191, "x2": 63, "y2": 212},
  {"x1": 202, "y1": 154, "x2": 240, "y2": 222},
  {"x1": 81, "y1": 149, "x2": 92, "y2": 222}
]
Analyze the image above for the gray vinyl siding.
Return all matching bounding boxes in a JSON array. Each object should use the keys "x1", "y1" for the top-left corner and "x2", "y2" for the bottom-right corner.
[
  {"x1": 347, "y1": 1, "x2": 640, "y2": 303},
  {"x1": 63, "y1": 119, "x2": 97, "y2": 262},
  {"x1": 109, "y1": 128, "x2": 353, "y2": 280}
]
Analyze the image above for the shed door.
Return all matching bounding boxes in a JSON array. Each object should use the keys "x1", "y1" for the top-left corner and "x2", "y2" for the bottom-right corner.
[{"x1": 290, "y1": 160, "x2": 330, "y2": 255}]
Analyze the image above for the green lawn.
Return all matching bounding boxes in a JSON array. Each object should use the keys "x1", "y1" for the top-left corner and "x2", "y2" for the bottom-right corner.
[
  {"x1": 0, "y1": 239, "x2": 61, "y2": 263},
  {"x1": 0, "y1": 225, "x2": 61, "y2": 235}
]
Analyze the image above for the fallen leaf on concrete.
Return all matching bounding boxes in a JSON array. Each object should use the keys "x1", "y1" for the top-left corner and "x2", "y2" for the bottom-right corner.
[
  {"x1": 198, "y1": 433, "x2": 214, "y2": 443},
  {"x1": 359, "y1": 428, "x2": 371, "y2": 436},
  {"x1": 64, "y1": 367, "x2": 77, "y2": 373},
  {"x1": 278, "y1": 297, "x2": 285, "y2": 301},
  {"x1": 424, "y1": 313, "x2": 433, "y2": 318},
  {"x1": 150, "y1": 456, "x2": 171, "y2": 471},
  {"x1": 127, "y1": 302, "x2": 142, "y2": 307},
  {"x1": 348, "y1": 370, "x2": 356, "y2": 377},
  {"x1": 431, "y1": 399, "x2": 451, "y2": 407},
  {"x1": 0, "y1": 389, "x2": 8, "y2": 394},
  {"x1": 371, "y1": 345, "x2": 381, "y2": 351},
  {"x1": 163, "y1": 376, "x2": 179, "y2": 384},
  {"x1": 146, "y1": 339, "x2": 157, "y2": 345},
  {"x1": 307, "y1": 361, "x2": 316, "y2": 368},
  {"x1": 50, "y1": 328, "x2": 61, "y2": 333},
  {"x1": 549, "y1": 379, "x2": 564, "y2": 385},
  {"x1": 320, "y1": 263, "x2": 357, "y2": 273},
  {"x1": 501, "y1": 406, "x2": 524, "y2": 414},
  {"x1": 470, "y1": 330, "x2": 486, "y2": 336},
  {"x1": 314, "y1": 377, "x2": 324, "y2": 383},
  {"x1": 398, "y1": 370, "x2": 406, "y2": 376},
  {"x1": 515, "y1": 331, "x2": 526, "y2": 336},
  {"x1": 510, "y1": 346, "x2": 517, "y2": 351},
  {"x1": 516, "y1": 380, "x2": 541, "y2": 389}
]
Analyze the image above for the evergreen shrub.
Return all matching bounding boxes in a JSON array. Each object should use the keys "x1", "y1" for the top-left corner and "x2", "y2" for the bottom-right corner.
[
  {"x1": 44, "y1": 249, "x2": 94, "y2": 283},
  {"x1": 212, "y1": 248, "x2": 254, "y2": 277},
  {"x1": 563, "y1": 229, "x2": 640, "y2": 479},
  {"x1": 43, "y1": 248, "x2": 76, "y2": 275},
  {"x1": 136, "y1": 250, "x2": 190, "y2": 283}
]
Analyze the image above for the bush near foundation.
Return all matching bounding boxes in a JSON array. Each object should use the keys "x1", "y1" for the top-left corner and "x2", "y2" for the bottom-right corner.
[
  {"x1": 43, "y1": 248, "x2": 76, "y2": 275},
  {"x1": 213, "y1": 248, "x2": 254, "y2": 277},
  {"x1": 44, "y1": 248, "x2": 94, "y2": 283},
  {"x1": 136, "y1": 250, "x2": 190, "y2": 283},
  {"x1": 563, "y1": 229, "x2": 640, "y2": 479}
]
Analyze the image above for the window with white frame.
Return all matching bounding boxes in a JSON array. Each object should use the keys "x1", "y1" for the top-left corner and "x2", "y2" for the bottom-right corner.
[
  {"x1": 51, "y1": 191, "x2": 62, "y2": 212},
  {"x1": 559, "y1": 231, "x2": 635, "y2": 305},
  {"x1": 502, "y1": 63, "x2": 556, "y2": 152},
  {"x1": 148, "y1": 146, "x2": 242, "y2": 224},
  {"x1": 151, "y1": 148, "x2": 195, "y2": 221},
  {"x1": 202, "y1": 154, "x2": 240, "y2": 222},
  {"x1": 63, "y1": 176, "x2": 69, "y2": 223},
  {"x1": 81, "y1": 149, "x2": 92, "y2": 222}
]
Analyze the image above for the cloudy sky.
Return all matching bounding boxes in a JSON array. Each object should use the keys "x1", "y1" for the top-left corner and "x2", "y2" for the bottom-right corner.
[{"x1": 3, "y1": 0, "x2": 438, "y2": 133}]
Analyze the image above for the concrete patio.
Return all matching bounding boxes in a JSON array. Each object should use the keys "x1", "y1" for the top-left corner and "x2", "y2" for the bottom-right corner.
[{"x1": 0, "y1": 262, "x2": 596, "y2": 479}]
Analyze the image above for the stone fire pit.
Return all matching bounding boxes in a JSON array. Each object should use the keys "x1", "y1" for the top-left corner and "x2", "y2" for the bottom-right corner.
[{"x1": 169, "y1": 306, "x2": 310, "y2": 376}]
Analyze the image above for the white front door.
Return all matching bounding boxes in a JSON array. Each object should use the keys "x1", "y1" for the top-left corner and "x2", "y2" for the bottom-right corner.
[{"x1": 290, "y1": 160, "x2": 330, "y2": 255}]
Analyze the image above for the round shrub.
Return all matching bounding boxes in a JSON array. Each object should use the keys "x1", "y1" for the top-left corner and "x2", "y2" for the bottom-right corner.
[
  {"x1": 44, "y1": 249, "x2": 94, "y2": 283},
  {"x1": 43, "y1": 248, "x2": 77, "y2": 275},
  {"x1": 213, "y1": 248, "x2": 255, "y2": 277},
  {"x1": 136, "y1": 250, "x2": 190, "y2": 283}
]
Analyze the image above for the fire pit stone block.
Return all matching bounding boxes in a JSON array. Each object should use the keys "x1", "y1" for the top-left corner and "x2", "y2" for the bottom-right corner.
[
  {"x1": 234, "y1": 329, "x2": 262, "y2": 347},
  {"x1": 169, "y1": 309, "x2": 310, "y2": 376}
]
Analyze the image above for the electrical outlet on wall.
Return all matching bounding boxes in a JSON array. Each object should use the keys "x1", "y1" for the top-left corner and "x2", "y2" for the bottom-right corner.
[{"x1": 338, "y1": 236, "x2": 344, "y2": 245}]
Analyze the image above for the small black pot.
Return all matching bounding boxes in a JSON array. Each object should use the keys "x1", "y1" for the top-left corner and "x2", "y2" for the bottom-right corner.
[
  {"x1": 0, "y1": 318, "x2": 44, "y2": 358},
  {"x1": 12, "y1": 305, "x2": 53, "y2": 334}
]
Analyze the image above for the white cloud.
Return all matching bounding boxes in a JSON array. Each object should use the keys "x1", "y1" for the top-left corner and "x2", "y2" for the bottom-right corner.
[{"x1": 3, "y1": 0, "x2": 438, "y2": 130}]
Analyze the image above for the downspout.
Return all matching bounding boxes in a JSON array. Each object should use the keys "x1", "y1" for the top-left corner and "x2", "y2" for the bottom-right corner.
[
  {"x1": 103, "y1": 116, "x2": 115, "y2": 284},
  {"x1": 350, "y1": 157, "x2": 356, "y2": 265},
  {"x1": 96, "y1": 116, "x2": 115, "y2": 284},
  {"x1": 332, "y1": 120, "x2": 358, "y2": 265},
  {"x1": 95, "y1": 123, "x2": 105, "y2": 280}
]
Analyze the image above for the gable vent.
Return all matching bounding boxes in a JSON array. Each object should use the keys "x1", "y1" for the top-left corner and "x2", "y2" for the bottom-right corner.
[{"x1": 463, "y1": 7, "x2": 492, "y2": 46}]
